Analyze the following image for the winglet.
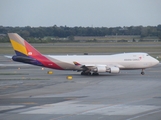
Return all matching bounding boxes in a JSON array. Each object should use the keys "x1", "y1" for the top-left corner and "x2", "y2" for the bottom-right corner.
[{"x1": 73, "y1": 61, "x2": 81, "y2": 66}]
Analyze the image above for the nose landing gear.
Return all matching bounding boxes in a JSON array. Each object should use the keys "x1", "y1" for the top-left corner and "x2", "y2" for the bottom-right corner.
[{"x1": 141, "y1": 69, "x2": 145, "y2": 75}]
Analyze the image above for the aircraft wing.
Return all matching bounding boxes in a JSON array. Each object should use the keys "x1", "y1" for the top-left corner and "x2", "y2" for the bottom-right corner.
[
  {"x1": 73, "y1": 61, "x2": 121, "y2": 74},
  {"x1": 73, "y1": 61, "x2": 109, "y2": 72}
]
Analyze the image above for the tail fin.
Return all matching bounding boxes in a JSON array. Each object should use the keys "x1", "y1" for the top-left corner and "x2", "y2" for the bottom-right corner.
[
  {"x1": 8, "y1": 33, "x2": 41, "y2": 57},
  {"x1": 8, "y1": 33, "x2": 63, "y2": 70},
  {"x1": 8, "y1": 33, "x2": 44, "y2": 66}
]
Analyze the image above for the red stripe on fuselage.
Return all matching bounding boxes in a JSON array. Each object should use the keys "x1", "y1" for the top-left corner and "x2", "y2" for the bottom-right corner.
[{"x1": 24, "y1": 41, "x2": 63, "y2": 70}]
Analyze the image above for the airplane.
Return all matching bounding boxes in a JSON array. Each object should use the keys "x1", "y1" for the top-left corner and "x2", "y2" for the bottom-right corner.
[{"x1": 8, "y1": 33, "x2": 159, "y2": 75}]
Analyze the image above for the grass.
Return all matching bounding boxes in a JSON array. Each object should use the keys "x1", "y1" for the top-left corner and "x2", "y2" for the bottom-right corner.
[
  {"x1": 0, "y1": 73, "x2": 29, "y2": 75},
  {"x1": 33, "y1": 46, "x2": 161, "y2": 54},
  {"x1": 1, "y1": 46, "x2": 160, "y2": 54},
  {"x1": 0, "y1": 42, "x2": 160, "y2": 60},
  {"x1": 0, "y1": 78, "x2": 50, "y2": 80}
]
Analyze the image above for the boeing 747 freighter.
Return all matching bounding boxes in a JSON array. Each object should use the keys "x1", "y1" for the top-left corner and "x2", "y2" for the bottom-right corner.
[{"x1": 8, "y1": 33, "x2": 159, "y2": 75}]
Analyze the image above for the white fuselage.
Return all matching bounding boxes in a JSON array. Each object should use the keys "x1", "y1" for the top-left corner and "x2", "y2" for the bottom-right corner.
[{"x1": 47, "y1": 52, "x2": 159, "y2": 70}]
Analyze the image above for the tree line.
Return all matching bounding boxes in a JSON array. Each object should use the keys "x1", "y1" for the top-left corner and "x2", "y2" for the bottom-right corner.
[{"x1": 0, "y1": 25, "x2": 161, "y2": 42}]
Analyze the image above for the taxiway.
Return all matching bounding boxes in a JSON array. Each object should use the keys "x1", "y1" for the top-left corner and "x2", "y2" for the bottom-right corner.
[{"x1": 0, "y1": 56, "x2": 161, "y2": 120}]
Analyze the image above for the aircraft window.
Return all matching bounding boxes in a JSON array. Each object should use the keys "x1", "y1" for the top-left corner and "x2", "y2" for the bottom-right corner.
[{"x1": 146, "y1": 54, "x2": 149, "y2": 56}]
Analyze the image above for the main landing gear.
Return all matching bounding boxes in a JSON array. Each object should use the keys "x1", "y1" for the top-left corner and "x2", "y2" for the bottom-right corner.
[
  {"x1": 81, "y1": 71, "x2": 91, "y2": 75},
  {"x1": 141, "y1": 69, "x2": 145, "y2": 75},
  {"x1": 81, "y1": 72, "x2": 99, "y2": 76}
]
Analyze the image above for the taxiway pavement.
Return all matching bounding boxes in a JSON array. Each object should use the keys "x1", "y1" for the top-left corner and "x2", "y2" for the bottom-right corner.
[{"x1": 0, "y1": 58, "x2": 161, "y2": 120}]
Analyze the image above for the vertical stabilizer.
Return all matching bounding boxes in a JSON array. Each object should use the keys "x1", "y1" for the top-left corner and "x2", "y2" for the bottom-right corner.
[
  {"x1": 8, "y1": 33, "x2": 41, "y2": 57},
  {"x1": 8, "y1": 33, "x2": 63, "y2": 70}
]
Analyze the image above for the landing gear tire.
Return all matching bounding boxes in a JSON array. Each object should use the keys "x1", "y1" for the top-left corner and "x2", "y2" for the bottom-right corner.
[
  {"x1": 81, "y1": 72, "x2": 85, "y2": 75},
  {"x1": 141, "y1": 69, "x2": 145, "y2": 75},
  {"x1": 92, "y1": 73, "x2": 99, "y2": 76},
  {"x1": 81, "y1": 72, "x2": 91, "y2": 76},
  {"x1": 87, "y1": 72, "x2": 91, "y2": 75},
  {"x1": 141, "y1": 71, "x2": 145, "y2": 75}
]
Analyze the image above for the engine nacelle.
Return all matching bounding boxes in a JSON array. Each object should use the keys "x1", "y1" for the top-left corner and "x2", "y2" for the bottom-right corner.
[
  {"x1": 92, "y1": 66, "x2": 120, "y2": 73},
  {"x1": 93, "y1": 66, "x2": 107, "y2": 73},
  {"x1": 109, "y1": 66, "x2": 120, "y2": 73}
]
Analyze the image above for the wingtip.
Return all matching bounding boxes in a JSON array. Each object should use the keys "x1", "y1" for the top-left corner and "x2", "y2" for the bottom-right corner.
[
  {"x1": 4, "y1": 55, "x2": 12, "y2": 59},
  {"x1": 73, "y1": 61, "x2": 81, "y2": 66}
]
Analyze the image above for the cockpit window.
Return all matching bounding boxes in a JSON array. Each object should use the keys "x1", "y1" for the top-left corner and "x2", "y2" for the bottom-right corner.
[{"x1": 146, "y1": 54, "x2": 149, "y2": 56}]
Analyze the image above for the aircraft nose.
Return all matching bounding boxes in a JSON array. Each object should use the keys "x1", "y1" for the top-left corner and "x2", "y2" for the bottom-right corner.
[{"x1": 153, "y1": 58, "x2": 159, "y2": 65}]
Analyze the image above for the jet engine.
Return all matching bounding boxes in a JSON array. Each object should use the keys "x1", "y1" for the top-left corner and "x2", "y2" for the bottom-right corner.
[
  {"x1": 109, "y1": 66, "x2": 120, "y2": 73},
  {"x1": 92, "y1": 66, "x2": 120, "y2": 73},
  {"x1": 93, "y1": 66, "x2": 107, "y2": 72}
]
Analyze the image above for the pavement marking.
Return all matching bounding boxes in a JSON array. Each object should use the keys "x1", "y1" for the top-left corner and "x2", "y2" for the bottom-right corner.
[
  {"x1": 80, "y1": 105, "x2": 160, "y2": 115},
  {"x1": 0, "y1": 105, "x2": 24, "y2": 111},
  {"x1": 16, "y1": 102, "x2": 37, "y2": 105},
  {"x1": 126, "y1": 109, "x2": 161, "y2": 120},
  {"x1": 20, "y1": 101, "x2": 160, "y2": 115}
]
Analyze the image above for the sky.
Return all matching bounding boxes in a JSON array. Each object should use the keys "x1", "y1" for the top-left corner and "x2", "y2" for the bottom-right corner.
[{"x1": 0, "y1": 0, "x2": 161, "y2": 27}]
